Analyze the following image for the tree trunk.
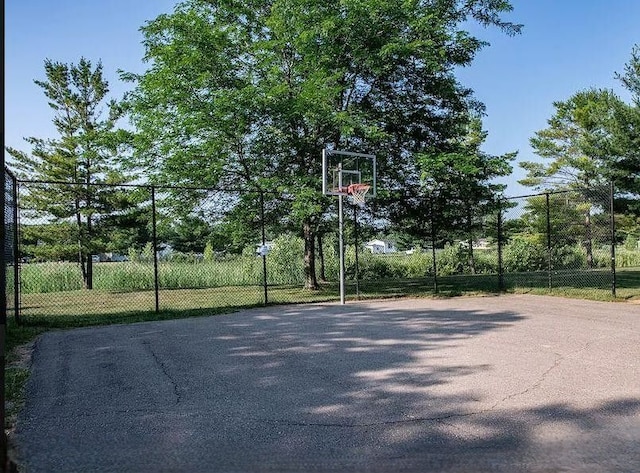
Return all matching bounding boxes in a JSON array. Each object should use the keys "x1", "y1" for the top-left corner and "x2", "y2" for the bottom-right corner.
[
  {"x1": 75, "y1": 201, "x2": 89, "y2": 289},
  {"x1": 303, "y1": 220, "x2": 319, "y2": 289},
  {"x1": 317, "y1": 232, "x2": 326, "y2": 282},
  {"x1": 86, "y1": 214, "x2": 93, "y2": 290},
  {"x1": 467, "y1": 209, "x2": 476, "y2": 274},
  {"x1": 585, "y1": 208, "x2": 593, "y2": 269},
  {"x1": 467, "y1": 235, "x2": 476, "y2": 274}
]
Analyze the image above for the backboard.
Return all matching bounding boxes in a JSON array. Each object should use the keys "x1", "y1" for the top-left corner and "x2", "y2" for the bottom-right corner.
[{"x1": 322, "y1": 149, "x2": 376, "y2": 198}]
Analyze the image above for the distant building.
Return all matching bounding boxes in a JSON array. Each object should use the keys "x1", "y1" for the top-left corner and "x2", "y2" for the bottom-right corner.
[
  {"x1": 364, "y1": 239, "x2": 397, "y2": 254},
  {"x1": 256, "y1": 241, "x2": 275, "y2": 256},
  {"x1": 457, "y1": 238, "x2": 491, "y2": 250},
  {"x1": 95, "y1": 252, "x2": 128, "y2": 262}
]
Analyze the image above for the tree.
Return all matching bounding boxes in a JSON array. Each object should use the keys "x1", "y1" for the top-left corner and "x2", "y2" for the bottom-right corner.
[
  {"x1": 125, "y1": 0, "x2": 521, "y2": 288},
  {"x1": 160, "y1": 215, "x2": 213, "y2": 254},
  {"x1": 521, "y1": 89, "x2": 624, "y2": 191},
  {"x1": 6, "y1": 58, "x2": 133, "y2": 288},
  {"x1": 613, "y1": 44, "x2": 640, "y2": 195},
  {"x1": 419, "y1": 116, "x2": 515, "y2": 272},
  {"x1": 520, "y1": 89, "x2": 627, "y2": 267}
]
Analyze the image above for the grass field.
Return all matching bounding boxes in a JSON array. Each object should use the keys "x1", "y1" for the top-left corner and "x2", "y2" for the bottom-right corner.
[{"x1": 15, "y1": 268, "x2": 640, "y2": 326}]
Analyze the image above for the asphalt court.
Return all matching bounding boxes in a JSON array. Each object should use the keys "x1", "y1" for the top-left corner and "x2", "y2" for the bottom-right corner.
[{"x1": 14, "y1": 295, "x2": 640, "y2": 472}]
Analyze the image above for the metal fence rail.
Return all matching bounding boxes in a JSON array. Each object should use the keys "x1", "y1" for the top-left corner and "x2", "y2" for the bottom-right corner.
[{"x1": 8, "y1": 178, "x2": 638, "y2": 323}]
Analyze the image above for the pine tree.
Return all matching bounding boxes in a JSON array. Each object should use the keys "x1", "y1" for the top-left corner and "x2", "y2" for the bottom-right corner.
[{"x1": 6, "y1": 58, "x2": 134, "y2": 288}]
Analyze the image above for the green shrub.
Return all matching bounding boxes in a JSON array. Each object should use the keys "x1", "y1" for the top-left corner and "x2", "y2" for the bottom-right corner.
[
  {"x1": 403, "y1": 251, "x2": 434, "y2": 278},
  {"x1": 616, "y1": 247, "x2": 640, "y2": 268},
  {"x1": 436, "y1": 244, "x2": 467, "y2": 276},
  {"x1": 20, "y1": 262, "x2": 82, "y2": 293},
  {"x1": 624, "y1": 234, "x2": 639, "y2": 251},
  {"x1": 471, "y1": 250, "x2": 499, "y2": 274},
  {"x1": 267, "y1": 234, "x2": 305, "y2": 285},
  {"x1": 503, "y1": 238, "x2": 547, "y2": 273},
  {"x1": 551, "y1": 245, "x2": 586, "y2": 270}
]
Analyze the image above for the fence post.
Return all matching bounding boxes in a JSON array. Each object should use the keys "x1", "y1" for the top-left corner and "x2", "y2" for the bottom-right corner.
[
  {"x1": 546, "y1": 193, "x2": 552, "y2": 291},
  {"x1": 13, "y1": 177, "x2": 20, "y2": 324},
  {"x1": 497, "y1": 200, "x2": 505, "y2": 292},
  {"x1": 260, "y1": 191, "x2": 268, "y2": 306},
  {"x1": 1, "y1": 168, "x2": 7, "y2": 472},
  {"x1": 610, "y1": 181, "x2": 616, "y2": 298},
  {"x1": 151, "y1": 186, "x2": 160, "y2": 313},
  {"x1": 429, "y1": 197, "x2": 438, "y2": 294}
]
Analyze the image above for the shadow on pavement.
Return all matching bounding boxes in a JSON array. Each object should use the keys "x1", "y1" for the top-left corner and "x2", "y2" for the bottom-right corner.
[{"x1": 14, "y1": 300, "x2": 640, "y2": 472}]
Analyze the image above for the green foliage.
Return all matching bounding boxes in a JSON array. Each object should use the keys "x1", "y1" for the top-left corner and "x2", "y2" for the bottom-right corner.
[
  {"x1": 551, "y1": 245, "x2": 587, "y2": 270},
  {"x1": 436, "y1": 244, "x2": 468, "y2": 275},
  {"x1": 127, "y1": 246, "x2": 142, "y2": 263},
  {"x1": 625, "y1": 234, "x2": 639, "y2": 251},
  {"x1": 124, "y1": 0, "x2": 521, "y2": 288},
  {"x1": 17, "y1": 243, "x2": 640, "y2": 295},
  {"x1": 522, "y1": 46, "x2": 640, "y2": 196},
  {"x1": 159, "y1": 215, "x2": 212, "y2": 254},
  {"x1": 614, "y1": 45, "x2": 640, "y2": 194},
  {"x1": 6, "y1": 58, "x2": 135, "y2": 288},
  {"x1": 20, "y1": 223, "x2": 80, "y2": 262},
  {"x1": 267, "y1": 234, "x2": 305, "y2": 285},
  {"x1": 617, "y1": 247, "x2": 640, "y2": 267},
  {"x1": 419, "y1": 117, "x2": 515, "y2": 241},
  {"x1": 203, "y1": 242, "x2": 215, "y2": 262},
  {"x1": 522, "y1": 88, "x2": 625, "y2": 191},
  {"x1": 503, "y1": 238, "x2": 548, "y2": 273},
  {"x1": 139, "y1": 243, "x2": 152, "y2": 262}
]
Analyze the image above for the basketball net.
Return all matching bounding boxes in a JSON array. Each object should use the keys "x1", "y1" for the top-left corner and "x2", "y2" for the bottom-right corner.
[{"x1": 347, "y1": 183, "x2": 370, "y2": 207}]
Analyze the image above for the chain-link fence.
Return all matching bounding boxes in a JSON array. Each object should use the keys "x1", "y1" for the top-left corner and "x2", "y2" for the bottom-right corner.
[
  {"x1": 501, "y1": 187, "x2": 615, "y2": 298},
  {"x1": 9, "y1": 179, "x2": 638, "y2": 323},
  {"x1": 5, "y1": 169, "x2": 18, "y2": 323},
  {"x1": 343, "y1": 185, "x2": 628, "y2": 301}
]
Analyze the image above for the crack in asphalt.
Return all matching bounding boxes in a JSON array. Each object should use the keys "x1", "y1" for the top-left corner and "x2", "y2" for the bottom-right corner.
[
  {"x1": 142, "y1": 340, "x2": 182, "y2": 404},
  {"x1": 259, "y1": 410, "x2": 491, "y2": 429},
  {"x1": 493, "y1": 341, "x2": 592, "y2": 409},
  {"x1": 495, "y1": 352, "x2": 565, "y2": 407}
]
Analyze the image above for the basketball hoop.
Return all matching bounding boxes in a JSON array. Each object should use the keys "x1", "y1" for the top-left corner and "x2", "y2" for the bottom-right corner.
[{"x1": 347, "y1": 183, "x2": 370, "y2": 207}]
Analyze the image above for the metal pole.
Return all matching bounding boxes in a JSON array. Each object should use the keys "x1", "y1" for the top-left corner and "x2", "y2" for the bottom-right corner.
[
  {"x1": 353, "y1": 203, "x2": 359, "y2": 300},
  {"x1": 0, "y1": 169, "x2": 7, "y2": 472},
  {"x1": 546, "y1": 193, "x2": 552, "y2": 290},
  {"x1": 610, "y1": 181, "x2": 617, "y2": 298},
  {"x1": 13, "y1": 178, "x2": 20, "y2": 324},
  {"x1": 260, "y1": 192, "x2": 268, "y2": 306},
  {"x1": 339, "y1": 194, "x2": 345, "y2": 305},
  {"x1": 151, "y1": 186, "x2": 160, "y2": 313},
  {"x1": 429, "y1": 197, "x2": 438, "y2": 294},
  {"x1": 1, "y1": 4, "x2": 8, "y2": 460},
  {"x1": 497, "y1": 201, "x2": 505, "y2": 292}
]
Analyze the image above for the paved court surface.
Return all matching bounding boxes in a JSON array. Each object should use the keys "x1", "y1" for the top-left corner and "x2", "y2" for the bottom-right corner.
[{"x1": 14, "y1": 295, "x2": 640, "y2": 472}]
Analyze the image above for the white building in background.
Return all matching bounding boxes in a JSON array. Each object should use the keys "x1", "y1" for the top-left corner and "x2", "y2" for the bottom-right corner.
[
  {"x1": 256, "y1": 241, "x2": 275, "y2": 256},
  {"x1": 364, "y1": 239, "x2": 397, "y2": 254}
]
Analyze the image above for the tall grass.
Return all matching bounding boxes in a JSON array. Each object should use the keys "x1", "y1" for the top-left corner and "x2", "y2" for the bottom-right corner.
[{"x1": 18, "y1": 242, "x2": 640, "y2": 295}]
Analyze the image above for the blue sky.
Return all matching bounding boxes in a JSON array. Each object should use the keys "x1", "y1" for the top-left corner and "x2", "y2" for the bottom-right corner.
[{"x1": 5, "y1": 0, "x2": 639, "y2": 196}]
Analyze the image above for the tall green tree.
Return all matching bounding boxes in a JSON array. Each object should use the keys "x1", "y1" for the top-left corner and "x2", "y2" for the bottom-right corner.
[
  {"x1": 613, "y1": 45, "x2": 640, "y2": 195},
  {"x1": 520, "y1": 89, "x2": 628, "y2": 267},
  {"x1": 6, "y1": 58, "x2": 134, "y2": 288},
  {"x1": 521, "y1": 88, "x2": 624, "y2": 191},
  {"x1": 125, "y1": 0, "x2": 520, "y2": 288},
  {"x1": 419, "y1": 116, "x2": 515, "y2": 271}
]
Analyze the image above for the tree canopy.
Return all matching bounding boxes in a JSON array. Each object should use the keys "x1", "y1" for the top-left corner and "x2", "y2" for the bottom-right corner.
[
  {"x1": 124, "y1": 0, "x2": 521, "y2": 288},
  {"x1": 521, "y1": 46, "x2": 640, "y2": 196},
  {"x1": 6, "y1": 58, "x2": 135, "y2": 288}
]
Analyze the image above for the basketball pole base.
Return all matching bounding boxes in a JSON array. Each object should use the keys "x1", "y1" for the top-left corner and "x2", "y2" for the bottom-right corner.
[{"x1": 339, "y1": 193, "x2": 345, "y2": 305}]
